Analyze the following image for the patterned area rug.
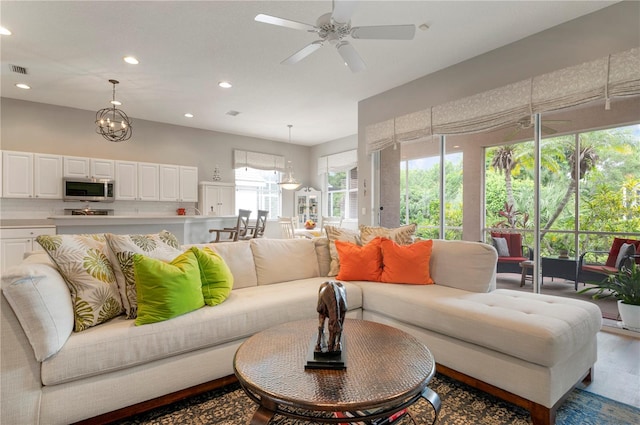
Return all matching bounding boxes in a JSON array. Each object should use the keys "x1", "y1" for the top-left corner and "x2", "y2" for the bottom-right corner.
[{"x1": 113, "y1": 374, "x2": 639, "y2": 425}]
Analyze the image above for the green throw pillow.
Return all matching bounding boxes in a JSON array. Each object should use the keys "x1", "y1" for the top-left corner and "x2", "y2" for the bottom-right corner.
[
  {"x1": 133, "y1": 250, "x2": 205, "y2": 326},
  {"x1": 190, "y1": 247, "x2": 234, "y2": 306}
]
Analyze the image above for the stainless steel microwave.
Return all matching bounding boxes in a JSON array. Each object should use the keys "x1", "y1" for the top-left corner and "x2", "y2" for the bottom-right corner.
[{"x1": 63, "y1": 178, "x2": 115, "y2": 202}]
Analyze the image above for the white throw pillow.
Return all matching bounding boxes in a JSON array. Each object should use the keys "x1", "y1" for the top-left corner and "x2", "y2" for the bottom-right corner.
[
  {"x1": 492, "y1": 237, "x2": 510, "y2": 257},
  {"x1": 2, "y1": 260, "x2": 75, "y2": 360}
]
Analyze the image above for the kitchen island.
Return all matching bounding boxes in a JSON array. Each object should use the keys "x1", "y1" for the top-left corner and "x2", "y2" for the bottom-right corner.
[{"x1": 48, "y1": 215, "x2": 237, "y2": 245}]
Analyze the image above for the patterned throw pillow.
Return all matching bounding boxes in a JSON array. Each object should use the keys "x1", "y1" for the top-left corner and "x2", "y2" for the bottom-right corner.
[
  {"x1": 105, "y1": 230, "x2": 182, "y2": 319},
  {"x1": 359, "y1": 224, "x2": 417, "y2": 245},
  {"x1": 36, "y1": 234, "x2": 123, "y2": 332},
  {"x1": 324, "y1": 225, "x2": 361, "y2": 277}
]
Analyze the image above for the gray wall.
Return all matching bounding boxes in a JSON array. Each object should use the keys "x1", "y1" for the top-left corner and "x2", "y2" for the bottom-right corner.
[
  {"x1": 358, "y1": 1, "x2": 640, "y2": 238},
  {"x1": 0, "y1": 98, "x2": 314, "y2": 217}
]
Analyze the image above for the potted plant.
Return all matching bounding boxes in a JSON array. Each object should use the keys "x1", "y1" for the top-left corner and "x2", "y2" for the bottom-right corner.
[{"x1": 578, "y1": 262, "x2": 640, "y2": 332}]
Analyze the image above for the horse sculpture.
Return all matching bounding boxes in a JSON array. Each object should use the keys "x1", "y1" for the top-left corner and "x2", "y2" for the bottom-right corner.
[{"x1": 315, "y1": 281, "x2": 347, "y2": 354}]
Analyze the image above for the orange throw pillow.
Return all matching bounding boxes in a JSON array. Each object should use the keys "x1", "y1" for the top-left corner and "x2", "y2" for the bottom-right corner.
[
  {"x1": 381, "y1": 238, "x2": 434, "y2": 285},
  {"x1": 335, "y1": 238, "x2": 383, "y2": 281}
]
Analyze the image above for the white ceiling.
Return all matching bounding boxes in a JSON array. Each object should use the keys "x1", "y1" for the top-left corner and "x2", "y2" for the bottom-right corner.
[{"x1": 0, "y1": 1, "x2": 617, "y2": 146}]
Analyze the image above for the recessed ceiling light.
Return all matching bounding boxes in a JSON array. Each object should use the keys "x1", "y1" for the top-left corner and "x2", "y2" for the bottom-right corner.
[
  {"x1": 184, "y1": 113, "x2": 194, "y2": 118},
  {"x1": 419, "y1": 23, "x2": 430, "y2": 31},
  {"x1": 218, "y1": 81, "x2": 232, "y2": 89},
  {"x1": 0, "y1": 27, "x2": 12, "y2": 35},
  {"x1": 15, "y1": 83, "x2": 30, "y2": 89},
  {"x1": 226, "y1": 110, "x2": 240, "y2": 116},
  {"x1": 123, "y1": 56, "x2": 139, "y2": 65}
]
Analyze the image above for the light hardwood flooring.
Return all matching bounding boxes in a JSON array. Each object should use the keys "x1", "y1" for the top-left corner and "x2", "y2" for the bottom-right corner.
[{"x1": 578, "y1": 329, "x2": 640, "y2": 408}]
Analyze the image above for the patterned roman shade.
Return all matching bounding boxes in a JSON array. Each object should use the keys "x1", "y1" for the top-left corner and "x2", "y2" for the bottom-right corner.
[
  {"x1": 366, "y1": 47, "x2": 640, "y2": 154},
  {"x1": 233, "y1": 149, "x2": 286, "y2": 172}
]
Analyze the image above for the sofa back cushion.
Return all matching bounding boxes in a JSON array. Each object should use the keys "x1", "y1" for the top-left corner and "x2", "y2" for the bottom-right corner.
[
  {"x1": 203, "y1": 241, "x2": 258, "y2": 289},
  {"x1": 606, "y1": 237, "x2": 640, "y2": 267},
  {"x1": 250, "y1": 238, "x2": 320, "y2": 285},
  {"x1": 430, "y1": 240, "x2": 497, "y2": 292},
  {"x1": 1, "y1": 254, "x2": 74, "y2": 361}
]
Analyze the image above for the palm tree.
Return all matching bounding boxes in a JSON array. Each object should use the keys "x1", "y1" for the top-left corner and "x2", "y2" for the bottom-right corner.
[
  {"x1": 491, "y1": 145, "x2": 518, "y2": 209},
  {"x1": 542, "y1": 145, "x2": 597, "y2": 232}
]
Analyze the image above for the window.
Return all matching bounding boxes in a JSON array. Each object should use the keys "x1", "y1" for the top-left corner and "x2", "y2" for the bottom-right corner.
[
  {"x1": 234, "y1": 167, "x2": 281, "y2": 218},
  {"x1": 327, "y1": 167, "x2": 358, "y2": 219}
]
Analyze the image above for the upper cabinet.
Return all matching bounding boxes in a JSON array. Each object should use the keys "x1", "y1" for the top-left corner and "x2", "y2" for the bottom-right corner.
[
  {"x1": 64, "y1": 156, "x2": 114, "y2": 179},
  {"x1": 199, "y1": 182, "x2": 235, "y2": 216},
  {"x1": 115, "y1": 161, "x2": 159, "y2": 201},
  {"x1": 2, "y1": 151, "x2": 63, "y2": 199},
  {"x1": 159, "y1": 165, "x2": 198, "y2": 202}
]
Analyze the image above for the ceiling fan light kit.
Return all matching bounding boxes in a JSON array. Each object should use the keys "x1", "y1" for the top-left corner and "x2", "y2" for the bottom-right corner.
[{"x1": 255, "y1": 1, "x2": 416, "y2": 73}]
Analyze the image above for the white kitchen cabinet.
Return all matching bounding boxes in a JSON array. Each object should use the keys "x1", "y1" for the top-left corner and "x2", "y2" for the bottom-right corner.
[
  {"x1": 2, "y1": 151, "x2": 63, "y2": 199},
  {"x1": 0, "y1": 226, "x2": 56, "y2": 270},
  {"x1": 198, "y1": 182, "x2": 235, "y2": 216},
  {"x1": 159, "y1": 164, "x2": 198, "y2": 202},
  {"x1": 295, "y1": 187, "x2": 320, "y2": 227},
  {"x1": 115, "y1": 161, "x2": 159, "y2": 201},
  {"x1": 138, "y1": 163, "x2": 160, "y2": 201},
  {"x1": 179, "y1": 166, "x2": 198, "y2": 202},
  {"x1": 64, "y1": 156, "x2": 114, "y2": 179}
]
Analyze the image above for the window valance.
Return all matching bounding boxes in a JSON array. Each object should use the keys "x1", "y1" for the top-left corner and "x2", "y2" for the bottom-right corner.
[
  {"x1": 233, "y1": 149, "x2": 286, "y2": 172},
  {"x1": 317, "y1": 149, "x2": 358, "y2": 175},
  {"x1": 366, "y1": 47, "x2": 640, "y2": 154}
]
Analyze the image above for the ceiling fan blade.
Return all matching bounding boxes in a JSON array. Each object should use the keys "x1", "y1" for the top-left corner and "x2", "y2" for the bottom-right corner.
[
  {"x1": 255, "y1": 14, "x2": 316, "y2": 32},
  {"x1": 351, "y1": 24, "x2": 416, "y2": 40},
  {"x1": 281, "y1": 41, "x2": 324, "y2": 65},
  {"x1": 504, "y1": 127, "x2": 521, "y2": 142},
  {"x1": 336, "y1": 41, "x2": 366, "y2": 73},
  {"x1": 541, "y1": 125, "x2": 558, "y2": 135},
  {"x1": 331, "y1": 0, "x2": 358, "y2": 24}
]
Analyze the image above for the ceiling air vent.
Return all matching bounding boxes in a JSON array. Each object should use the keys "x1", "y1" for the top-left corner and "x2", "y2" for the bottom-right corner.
[
  {"x1": 226, "y1": 110, "x2": 240, "y2": 116},
  {"x1": 9, "y1": 64, "x2": 28, "y2": 75}
]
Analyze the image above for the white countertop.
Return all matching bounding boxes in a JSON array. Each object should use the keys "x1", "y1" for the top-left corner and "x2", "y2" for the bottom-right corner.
[
  {"x1": 48, "y1": 215, "x2": 235, "y2": 225},
  {"x1": 0, "y1": 219, "x2": 56, "y2": 229}
]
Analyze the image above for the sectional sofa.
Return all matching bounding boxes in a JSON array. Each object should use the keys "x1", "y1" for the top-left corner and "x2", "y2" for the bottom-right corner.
[{"x1": 1, "y1": 234, "x2": 601, "y2": 425}]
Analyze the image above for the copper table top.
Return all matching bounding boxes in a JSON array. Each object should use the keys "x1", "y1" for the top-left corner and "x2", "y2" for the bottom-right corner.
[{"x1": 233, "y1": 319, "x2": 438, "y2": 423}]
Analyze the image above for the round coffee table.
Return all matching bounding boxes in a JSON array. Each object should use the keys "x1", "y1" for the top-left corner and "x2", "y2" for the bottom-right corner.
[{"x1": 233, "y1": 319, "x2": 440, "y2": 424}]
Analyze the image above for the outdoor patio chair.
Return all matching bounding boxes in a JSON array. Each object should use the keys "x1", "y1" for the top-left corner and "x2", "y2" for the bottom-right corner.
[
  {"x1": 491, "y1": 231, "x2": 533, "y2": 274},
  {"x1": 577, "y1": 237, "x2": 640, "y2": 286}
]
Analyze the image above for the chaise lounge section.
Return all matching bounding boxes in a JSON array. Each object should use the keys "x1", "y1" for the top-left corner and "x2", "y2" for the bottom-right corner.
[{"x1": 1, "y1": 235, "x2": 601, "y2": 425}]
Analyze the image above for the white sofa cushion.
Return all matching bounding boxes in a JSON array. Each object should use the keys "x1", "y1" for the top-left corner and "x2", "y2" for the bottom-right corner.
[
  {"x1": 431, "y1": 239, "x2": 497, "y2": 292},
  {"x1": 1, "y1": 254, "x2": 74, "y2": 361},
  {"x1": 40, "y1": 278, "x2": 362, "y2": 386},
  {"x1": 250, "y1": 238, "x2": 320, "y2": 285},
  {"x1": 201, "y1": 241, "x2": 257, "y2": 289},
  {"x1": 360, "y1": 283, "x2": 601, "y2": 367}
]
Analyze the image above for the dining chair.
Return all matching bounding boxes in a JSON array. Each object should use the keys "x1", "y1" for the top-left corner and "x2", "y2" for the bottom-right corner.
[
  {"x1": 278, "y1": 217, "x2": 296, "y2": 239},
  {"x1": 322, "y1": 216, "x2": 342, "y2": 228},
  {"x1": 209, "y1": 209, "x2": 251, "y2": 242},
  {"x1": 248, "y1": 210, "x2": 268, "y2": 239}
]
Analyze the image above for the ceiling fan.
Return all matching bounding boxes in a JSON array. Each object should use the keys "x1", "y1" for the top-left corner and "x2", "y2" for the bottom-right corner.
[
  {"x1": 504, "y1": 116, "x2": 571, "y2": 142},
  {"x1": 255, "y1": 0, "x2": 416, "y2": 73}
]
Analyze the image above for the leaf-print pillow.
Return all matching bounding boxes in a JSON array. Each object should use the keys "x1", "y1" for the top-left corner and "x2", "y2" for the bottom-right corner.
[
  {"x1": 105, "y1": 230, "x2": 182, "y2": 319},
  {"x1": 35, "y1": 234, "x2": 123, "y2": 332}
]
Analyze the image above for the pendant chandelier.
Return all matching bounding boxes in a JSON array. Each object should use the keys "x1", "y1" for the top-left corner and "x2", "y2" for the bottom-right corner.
[
  {"x1": 95, "y1": 79, "x2": 133, "y2": 142},
  {"x1": 278, "y1": 125, "x2": 302, "y2": 190}
]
